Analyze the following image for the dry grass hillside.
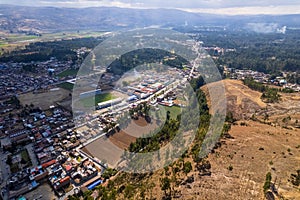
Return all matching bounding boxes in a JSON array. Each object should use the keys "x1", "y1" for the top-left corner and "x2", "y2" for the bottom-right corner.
[
  {"x1": 201, "y1": 79, "x2": 266, "y2": 120},
  {"x1": 198, "y1": 120, "x2": 300, "y2": 200}
]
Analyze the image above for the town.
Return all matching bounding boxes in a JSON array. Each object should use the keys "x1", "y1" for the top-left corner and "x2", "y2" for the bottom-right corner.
[
  {"x1": 0, "y1": 26, "x2": 299, "y2": 200},
  {"x1": 0, "y1": 50, "x2": 200, "y2": 199},
  {"x1": 1, "y1": 39, "x2": 299, "y2": 199}
]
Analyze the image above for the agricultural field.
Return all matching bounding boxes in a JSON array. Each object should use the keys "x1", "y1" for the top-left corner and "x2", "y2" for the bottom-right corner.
[
  {"x1": 0, "y1": 30, "x2": 107, "y2": 54},
  {"x1": 115, "y1": 117, "x2": 159, "y2": 139},
  {"x1": 81, "y1": 137, "x2": 123, "y2": 169},
  {"x1": 24, "y1": 183, "x2": 57, "y2": 200},
  {"x1": 83, "y1": 116, "x2": 159, "y2": 168},
  {"x1": 108, "y1": 130, "x2": 137, "y2": 150}
]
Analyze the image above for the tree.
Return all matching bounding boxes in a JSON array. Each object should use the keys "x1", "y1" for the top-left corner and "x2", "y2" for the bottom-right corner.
[
  {"x1": 68, "y1": 195, "x2": 80, "y2": 200},
  {"x1": 84, "y1": 196, "x2": 93, "y2": 200},
  {"x1": 263, "y1": 172, "x2": 272, "y2": 193},
  {"x1": 97, "y1": 185, "x2": 108, "y2": 198},
  {"x1": 222, "y1": 123, "x2": 231, "y2": 134},
  {"x1": 124, "y1": 184, "x2": 135, "y2": 199},
  {"x1": 166, "y1": 111, "x2": 171, "y2": 122},
  {"x1": 225, "y1": 112, "x2": 236, "y2": 123},
  {"x1": 183, "y1": 161, "x2": 192, "y2": 174},
  {"x1": 122, "y1": 81, "x2": 129, "y2": 87},
  {"x1": 83, "y1": 190, "x2": 93, "y2": 199},
  {"x1": 160, "y1": 177, "x2": 171, "y2": 196},
  {"x1": 102, "y1": 168, "x2": 117, "y2": 180},
  {"x1": 20, "y1": 158, "x2": 27, "y2": 165},
  {"x1": 190, "y1": 76, "x2": 204, "y2": 90},
  {"x1": 290, "y1": 170, "x2": 300, "y2": 186}
]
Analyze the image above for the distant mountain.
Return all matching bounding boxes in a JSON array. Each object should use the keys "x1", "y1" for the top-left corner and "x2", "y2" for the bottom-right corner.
[{"x1": 0, "y1": 5, "x2": 300, "y2": 33}]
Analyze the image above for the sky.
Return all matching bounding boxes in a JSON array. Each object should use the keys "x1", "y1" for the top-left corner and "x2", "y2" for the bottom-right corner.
[{"x1": 1, "y1": 0, "x2": 300, "y2": 15}]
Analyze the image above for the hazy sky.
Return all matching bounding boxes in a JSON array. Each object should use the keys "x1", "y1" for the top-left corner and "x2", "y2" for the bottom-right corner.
[{"x1": 1, "y1": 0, "x2": 300, "y2": 15}]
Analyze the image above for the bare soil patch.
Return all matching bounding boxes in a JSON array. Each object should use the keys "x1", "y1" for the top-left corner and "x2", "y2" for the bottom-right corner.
[
  {"x1": 108, "y1": 130, "x2": 137, "y2": 150},
  {"x1": 83, "y1": 117, "x2": 159, "y2": 168},
  {"x1": 120, "y1": 117, "x2": 159, "y2": 138},
  {"x1": 132, "y1": 117, "x2": 148, "y2": 127},
  {"x1": 82, "y1": 137, "x2": 123, "y2": 168},
  {"x1": 18, "y1": 88, "x2": 70, "y2": 110}
]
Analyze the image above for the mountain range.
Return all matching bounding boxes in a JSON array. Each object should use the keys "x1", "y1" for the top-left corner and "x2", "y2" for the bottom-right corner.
[{"x1": 1, "y1": 5, "x2": 300, "y2": 33}]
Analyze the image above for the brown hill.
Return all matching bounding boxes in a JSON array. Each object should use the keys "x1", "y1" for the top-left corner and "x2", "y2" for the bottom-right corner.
[{"x1": 201, "y1": 79, "x2": 266, "y2": 120}]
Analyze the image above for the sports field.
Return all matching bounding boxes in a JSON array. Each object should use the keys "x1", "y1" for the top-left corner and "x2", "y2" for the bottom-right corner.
[
  {"x1": 80, "y1": 93, "x2": 115, "y2": 107},
  {"x1": 18, "y1": 88, "x2": 70, "y2": 110}
]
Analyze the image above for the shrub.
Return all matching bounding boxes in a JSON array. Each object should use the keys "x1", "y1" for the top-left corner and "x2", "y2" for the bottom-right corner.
[{"x1": 263, "y1": 172, "x2": 272, "y2": 193}]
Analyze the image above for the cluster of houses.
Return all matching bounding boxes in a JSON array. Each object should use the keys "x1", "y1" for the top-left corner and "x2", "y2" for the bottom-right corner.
[
  {"x1": 6, "y1": 167, "x2": 42, "y2": 199},
  {"x1": 156, "y1": 90, "x2": 186, "y2": 107},
  {"x1": 1, "y1": 107, "x2": 74, "y2": 151},
  {"x1": 225, "y1": 68, "x2": 300, "y2": 92},
  {"x1": 204, "y1": 46, "x2": 236, "y2": 57},
  {"x1": 0, "y1": 100, "x2": 107, "y2": 199},
  {"x1": 119, "y1": 68, "x2": 183, "y2": 102},
  {"x1": 7, "y1": 150, "x2": 102, "y2": 199},
  {"x1": 74, "y1": 112, "x2": 118, "y2": 143},
  {"x1": 283, "y1": 83, "x2": 300, "y2": 92},
  {"x1": 226, "y1": 69, "x2": 270, "y2": 83},
  {"x1": 0, "y1": 59, "x2": 75, "y2": 100}
]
